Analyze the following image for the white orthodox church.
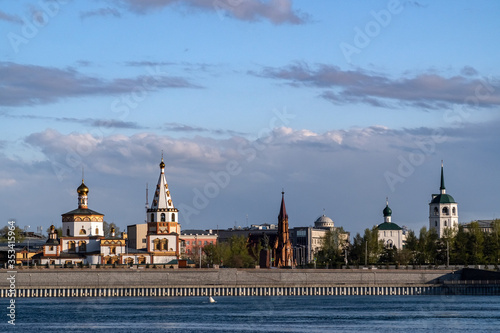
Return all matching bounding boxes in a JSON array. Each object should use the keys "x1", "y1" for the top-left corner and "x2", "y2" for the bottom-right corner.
[
  {"x1": 377, "y1": 199, "x2": 406, "y2": 250},
  {"x1": 429, "y1": 163, "x2": 458, "y2": 238},
  {"x1": 37, "y1": 157, "x2": 181, "y2": 266}
]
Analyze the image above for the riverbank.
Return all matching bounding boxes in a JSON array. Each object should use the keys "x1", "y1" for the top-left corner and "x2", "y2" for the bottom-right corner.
[{"x1": 2, "y1": 268, "x2": 499, "y2": 297}]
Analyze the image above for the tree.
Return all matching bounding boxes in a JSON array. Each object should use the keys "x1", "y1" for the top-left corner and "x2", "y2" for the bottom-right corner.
[
  {"x1": 0, "y1": 225, "x2": 25, "y2": 243},
  {"x1": 103, "y1": 222, "x2": 120, "y2": 238},
  {"x1": 467, "y1": 222, "x2": 484, "y2": 265},
  {"x1": 317, "y1": 229, "x2": 343, "y2": 267},
  {"x1": 46, "y1": 226, "x2": 63, "y2": 238}
]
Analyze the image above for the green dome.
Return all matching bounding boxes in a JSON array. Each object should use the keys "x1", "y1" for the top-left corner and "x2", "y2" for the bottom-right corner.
[
  {"x1": 383, "y1": 204, "x2": 392, "y2": 217},
  {"x1": 431, "y1": 193, "x2": 456, "y2": 204}
]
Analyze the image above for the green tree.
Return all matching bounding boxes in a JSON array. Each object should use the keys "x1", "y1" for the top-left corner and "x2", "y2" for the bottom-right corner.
[
  {"x1": 103, "y1": 222, "x2": 120, "y2": 238},
  {"x1": 0, "y1": 225, "x2": 25, "y2": 243},
  {"x1": 467, "y1": 222, "x2": 484, "y2": 265},
  {"x1": 46, "y1": 226, "x2": 63, "y2": 238},
  {"x1": 317, "y1": 229, "x2": 343, "y2": 267},
  {"x1": 453, "y1": 225, "x2": 469, "y2": 265}
]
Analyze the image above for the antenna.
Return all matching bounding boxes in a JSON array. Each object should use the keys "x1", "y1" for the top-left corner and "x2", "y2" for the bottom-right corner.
[
  {"x1": 82, "y1": 166, "x2": 85, "y2": 183},
  {"x1": 145, "y1": 183, "x2": 149, "y2": 209}
]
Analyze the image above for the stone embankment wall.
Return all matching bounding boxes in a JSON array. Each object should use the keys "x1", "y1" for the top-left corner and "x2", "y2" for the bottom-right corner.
[{"x1": 1, "y1": 268, "x2": 458, "y2": 289}]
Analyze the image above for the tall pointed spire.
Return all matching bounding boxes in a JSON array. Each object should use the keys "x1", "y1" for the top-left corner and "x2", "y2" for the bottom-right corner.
[
  {"x1": 440, "y1": 160, "x2": 446, "y2": 194},
  {"x1": 278, "y1": 191, "x2": 288, "y2": 221},
  {"x1": 150, "y1": 155, "x2": 174, "y2": 210}
]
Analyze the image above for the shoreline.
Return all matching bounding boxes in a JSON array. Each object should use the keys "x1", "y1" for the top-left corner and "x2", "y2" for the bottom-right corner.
[{"x1": 2, "y1": 268, "x2": 499, "y2": 297}]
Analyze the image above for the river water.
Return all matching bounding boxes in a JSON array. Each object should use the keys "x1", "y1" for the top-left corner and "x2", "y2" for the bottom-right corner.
[{"x1": 3, "y1": 295, "x2": 500, "y2": 332}]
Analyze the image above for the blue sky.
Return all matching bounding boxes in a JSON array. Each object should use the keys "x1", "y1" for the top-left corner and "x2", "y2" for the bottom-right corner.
[{"x1": 1, "y1": 0, "x2": 499, "y2": 238}]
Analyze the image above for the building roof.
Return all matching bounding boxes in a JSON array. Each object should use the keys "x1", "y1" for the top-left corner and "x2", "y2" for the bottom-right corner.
[
  {"x1": 181, "y1": 229, "x2": 214, "y2": 235},
  {"x1": 149, "y1": 157, "x2": 176, "y2": 211},
  {"x1": 377, "y1": 222, "x2": 402, "y2": 231},
  {"x1": 278, "y1": 191, "x2": 288, "y2": 220},
  {"x1": 430, "y1": 193, "x2": 456, "y2": 204},
  {"x1": 62, "y1": 208, "x2": 104, "y2": 216}
]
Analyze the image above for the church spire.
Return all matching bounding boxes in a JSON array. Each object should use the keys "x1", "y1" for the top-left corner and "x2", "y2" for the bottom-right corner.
[
  {"x1": 278, "y1": 191, "x2": 288, "y2": 221},
  {"x1": 440, "y1": 160, "x2": 446, "y2": 194},
  {"x1": 77, "y1": 172, "x2": 89, "y2": 209},
  {"x1": 150, "y1": 155, "x2": 174, "y2": 210}
]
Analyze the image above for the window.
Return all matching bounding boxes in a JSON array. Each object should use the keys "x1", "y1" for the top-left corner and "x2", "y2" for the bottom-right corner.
[
  {"x1": 434, "y1": 207, "x2": 439, "y2": 216},
  {"x1": 154, "y1": 240, "x2": 161, "y2": 250},
  {"x1": 79, "y1": 241, "x2": 87, "y2": 252},
  {"x1": 79, "y1": 228, "x2": 86, "y2": 235},
  {"x1": 110, "y1": 246, "x2": 116, "y2": 255},
  {"x1": 161, "y1": 213, "x2": 166, "y2": 222},
  {"x1": 49, "y1": 246, "x2": 54, "y2": 251},
  {"x1": 186, "y1": 241, "x2": 190, "y2": 245},
  {"x1": 171, "y1": 213, "x2": 175, "y2": 222},
  {"x1": 435, "y1": 221, "x2": 438, "y2": 227},
  {"x1": 150, "y1": 213, "x2": 154, "y2": 222},
  {"x1": 66, "y1": 228, "x2": 70, "y2": 236},
  {"x1": 452, "y1": 207, "x2": 456, "y2": 215},
  {"x1": 204, "y1": 241, "x2": 208, "y2": 245},
  {"x1": 68, "y1": 241, "x2": 76, "y2": 252},
  {"x1": 442, "y1": 207, "x2": 449, "y2": 215},
  {"x1": 142, "y1": 238, "x2": 147, "y2": 244},
  {"x1": 444, "y1": 221, "x2": 447, "y2": 227},
  {"x1": 95, "y1": 228, "x2": 99, "y2": 235}
]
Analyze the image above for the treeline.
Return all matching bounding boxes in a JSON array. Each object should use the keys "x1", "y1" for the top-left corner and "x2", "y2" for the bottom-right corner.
[
  {"x1": 201, "y1": 236, "x2": 261, "y2": 268},
  {"x1": 347, "y1": 220, "x2": 500, "y2": 267}
]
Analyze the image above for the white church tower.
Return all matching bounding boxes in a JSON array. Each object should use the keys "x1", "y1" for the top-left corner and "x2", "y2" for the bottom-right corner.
[
  {"x1": 429, "y1": 162, "x2": 458, "y2": 238},
  {"x1": 145, "y1": 156, "x2": 180, "y2": 263}
]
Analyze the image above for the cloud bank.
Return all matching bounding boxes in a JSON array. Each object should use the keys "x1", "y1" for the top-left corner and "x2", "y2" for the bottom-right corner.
[
  {"x1": 254, "y1": 62, "x2": 500, "y2": 109},
  {"x1": 116, "y1": 0, "x2": 307, "y2": 24}
]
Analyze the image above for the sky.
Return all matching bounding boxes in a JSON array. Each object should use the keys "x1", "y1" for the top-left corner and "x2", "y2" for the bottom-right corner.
[{"x1": 0, "y1": 0, "x2": 499, "y2": 239}]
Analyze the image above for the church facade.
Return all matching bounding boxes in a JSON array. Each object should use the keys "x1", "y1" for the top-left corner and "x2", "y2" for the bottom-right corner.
[{"x1": 36, "y1": 157, "x2": 181, "y2": 266}]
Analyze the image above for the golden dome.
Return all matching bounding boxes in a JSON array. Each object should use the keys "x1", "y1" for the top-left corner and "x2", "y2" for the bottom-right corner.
[
  {"x1": 77, "y1": 181, "x2": 89, "y2": 195},
  {"x1": 159, "y1": 159, "x2": 165, "y2": 169}
]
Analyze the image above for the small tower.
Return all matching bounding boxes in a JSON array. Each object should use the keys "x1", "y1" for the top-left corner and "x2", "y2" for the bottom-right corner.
[
  {"x1": 383, "y1": 198, "x2": 392, "y2": 223},
  {"x1": 377, "y1": 199, "x2": 404, "y2": 249},
  {"x1": 429, "y1": 162, "x2": 458, "y2": 238},
  {"x1": 61, "y1": 178, "x2": 104, "y2": 237},
  {"x1": 145, "y1": 156, "x2": 180, "y2": 263},
  {"x1": 274, "y1": 191, "x2": 294, "y2": 268},
  {"x1": 146, "y1": 157, "x2": 179, "y2": 233}
]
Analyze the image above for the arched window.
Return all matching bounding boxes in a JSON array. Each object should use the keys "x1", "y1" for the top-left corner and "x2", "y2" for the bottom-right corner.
[
  {"x1": 95, "y1": 228, "x2": 99, "y2": 235},
  {"x1": 444, "y1": 221, "x2": 447, "y2": 227},
  {"x1": 68, "y1": 241, "x2": 75, "y2": 252},
  {"x1": 435, "y1": 221, "x2": 438, "y2": 227},
  {"x1": 161, "y1": 213, "x2": 166, "y2": 222},
  {"x1": 171, "y1": 213, "x2": 175, "y2": 222},
  {"x1": 154, "y1": 239, "x2": 160, "y2": 250},
  {"x1": 442, "y1": 207, "x2": 449, "y2": 215},
  {"x1": 110, "y1": 246, "x2": 116, "y2": 255},
  {"x1": 434, "y1": 207, "x2": 439, "y2": 216},
  {"x1": 79, "y1": 241, "x2": 86, "y2": 252},
  {"x1": 150, "y1": 213, "x2": 154, "y2": 222},
  {"x1": 452, "y1": 207, "x2": 456, "y2": 215},
  {"x1": 79, "y1": 227, "x2": 86, "y2": 235}
]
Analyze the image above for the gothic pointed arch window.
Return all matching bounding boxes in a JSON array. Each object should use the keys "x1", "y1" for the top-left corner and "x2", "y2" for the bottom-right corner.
[{"x1": 161, "y1": 213, "x2": 166, "y2": 222}]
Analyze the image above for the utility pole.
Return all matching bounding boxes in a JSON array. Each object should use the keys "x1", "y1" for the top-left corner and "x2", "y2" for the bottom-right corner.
[
  {"x1": 365, "y1": 241, "x2": 368, "y2": 267},
  {"x1": 199, "y1": 247, "x2": 202, "y2": 269},
  {"x1": 447, "y1": 240, "x2": 449, "y2": 267}
]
